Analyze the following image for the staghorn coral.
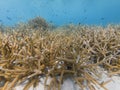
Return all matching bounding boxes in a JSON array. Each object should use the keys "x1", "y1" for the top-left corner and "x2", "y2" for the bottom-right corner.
[{"x1": 0, "y1": 22, "x2": 120, "y2": 90}]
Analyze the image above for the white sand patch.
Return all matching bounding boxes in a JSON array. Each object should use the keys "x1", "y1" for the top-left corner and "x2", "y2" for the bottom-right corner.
[{"x1": 15, "y1": 75, "x2": 120, "y2": 90}]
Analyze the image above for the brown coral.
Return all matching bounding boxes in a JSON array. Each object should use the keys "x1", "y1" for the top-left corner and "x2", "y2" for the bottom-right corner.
[{"x1": 0, "y1": 22, "x2": 120, "y2": 90}]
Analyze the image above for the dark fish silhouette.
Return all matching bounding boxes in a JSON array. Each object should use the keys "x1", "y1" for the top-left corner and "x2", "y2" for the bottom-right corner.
[
  {"x1": 101, "y1": 18, "x2": 104, "y2": 20},
  {"x1": 6, "y1": 16, "x2": 12, "y2": 21},
  {"x1": 50, "y1": 20, "x2": 53, "y2": 23},
  {"x1": 0, "y1": 20, "x2": 2, "y2": 22},
  {"x1": 84, "y1": 9, "x2": 87, "y2": 13},
  {"x1": 6, "y1": 10, "x2": 10, "y2": 12}
]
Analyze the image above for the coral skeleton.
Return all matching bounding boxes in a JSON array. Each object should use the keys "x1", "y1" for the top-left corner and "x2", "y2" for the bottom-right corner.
[{"x1": 0, "y1": 17, "x2": 120, "y2": 90}]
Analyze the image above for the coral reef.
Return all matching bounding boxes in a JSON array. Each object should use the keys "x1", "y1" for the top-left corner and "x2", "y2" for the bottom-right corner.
[
  {"x1": 0, "y1": 20, "x2": 120, "y2": 90},
  {"x1": 27, "y1": 17, "x2": 49, "y2": 30}
]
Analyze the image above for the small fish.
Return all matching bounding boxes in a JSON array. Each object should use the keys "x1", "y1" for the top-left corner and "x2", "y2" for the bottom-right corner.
[
  {"x1": 0, "y1": 19, "x2": 2, "y2": 22},
  {"x1": 6, "y1": 10, "x2": 10, "y2": 12},
  {"x1": 101, "y1": 18, "x2": 104, "y2": 20},
  {"x1": 55, "y1": 14, "x2": 58, "y2": 16},
  {"x1": 78, "y1": 22, "x2": 81, "y2": 25},
  {"x1": 6, "y1": 16, "x2": 12, "y2": 21},
  {"x1": 50, "y1": 20, "x2": 53, "y2": 23},
  {"x1": 84, "y1": 9, "x2": 87, "y2": 13}
]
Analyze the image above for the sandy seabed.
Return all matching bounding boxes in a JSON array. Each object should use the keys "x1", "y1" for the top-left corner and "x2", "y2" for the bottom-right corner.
[{"x1": 15, "y1": 74, "x2": 120, "y2": 90}]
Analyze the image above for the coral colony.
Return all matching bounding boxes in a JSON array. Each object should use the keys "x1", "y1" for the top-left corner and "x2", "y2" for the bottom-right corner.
[{"x1": 0, "y1": 17, "x2": 120, "y2": 90}]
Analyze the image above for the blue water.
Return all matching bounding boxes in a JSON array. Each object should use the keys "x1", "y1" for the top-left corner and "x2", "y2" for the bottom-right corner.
[{"x1": 0, "y1": 0, "x2": 120, "y2": 26}]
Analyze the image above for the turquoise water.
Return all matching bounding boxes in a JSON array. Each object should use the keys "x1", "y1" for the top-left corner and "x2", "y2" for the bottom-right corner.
[{"x1": 0, "y1": 0, "x2": 120, "y2": 26}]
